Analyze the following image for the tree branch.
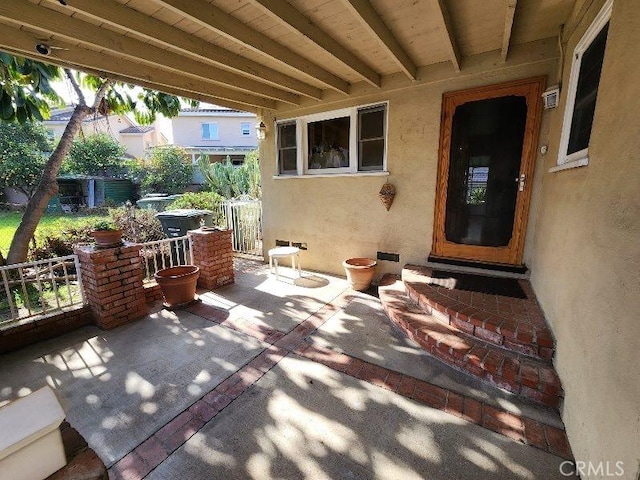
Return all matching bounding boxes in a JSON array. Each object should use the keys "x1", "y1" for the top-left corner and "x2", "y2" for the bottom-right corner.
[{"x1": 65, "y1": 68, "x2": 86, "y2": 106}]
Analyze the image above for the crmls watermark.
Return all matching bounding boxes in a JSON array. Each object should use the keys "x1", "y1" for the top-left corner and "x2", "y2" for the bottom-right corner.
[{"x1": 559, "y1": 460, "x2": 625, "y2": 477}]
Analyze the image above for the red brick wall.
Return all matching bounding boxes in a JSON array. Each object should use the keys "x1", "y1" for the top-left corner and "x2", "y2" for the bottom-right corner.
[
  {"x1": 188, "y1": 229, "x2": 234, "y2": 290},
  {"x1": 0, "y1": 305, "x2": 92, "y2": 354},
  {"x1": 75, "y1": 244, "x2": 148, "y2": 329},
  {"x1": 144, "y1": 282, "x2": 163, "y2": 304}
]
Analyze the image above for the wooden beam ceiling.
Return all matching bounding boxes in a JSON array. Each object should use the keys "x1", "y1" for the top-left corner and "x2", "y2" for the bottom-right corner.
[
  {"x1": 340, "y1": 0, "x2": 417, "y2": 80},
  {"x1": 156, "y1": 0, "x2": 351, "y2": 94},
  {"x1": 432, "y1": 0, "x2": 461, "y2": 72},
  {"x1": 248, "y1": 0, "x2": 381, "y2": 87},
  {"x1": 0, "y1": 24, "x2": 272, "y2": 110},
  {"x1": 56, "y1": 0, "x2": 323, "y2": 100},
  {"x1": 0, "y1": 2, "x2": 294, "y2": 107},
  {"x1": 501, "y1": 0, "x2": 518, "y2": 62}
]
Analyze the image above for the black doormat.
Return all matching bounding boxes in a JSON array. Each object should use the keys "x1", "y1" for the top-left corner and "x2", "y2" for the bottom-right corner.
[
  {"x1": 431, "y1": 270, "x2": 527, "y2": 299},
  {"x1": 427, "y1": 255, "x2": 528, "y2": 274}
]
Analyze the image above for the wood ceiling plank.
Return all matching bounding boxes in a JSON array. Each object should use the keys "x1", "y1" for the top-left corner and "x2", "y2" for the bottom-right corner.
[
  {"x1": 0, "y1": 25, "x2": 265, "y2": 111},
  {"x1": 56, "y1": 0, "x2": 323, "y2": 100},
  {"x1": 248, "y1": 0, "x2": 381, "y2": 86},
  {"x1": 0, "y1": 1, "x2": 299, "y2": 105},
  {"x1": 340, "y1": 0, "x2": 417, "y2": 79},
  {"x1": 156, "y1": 0, "x2": 351, "y2": 94}
]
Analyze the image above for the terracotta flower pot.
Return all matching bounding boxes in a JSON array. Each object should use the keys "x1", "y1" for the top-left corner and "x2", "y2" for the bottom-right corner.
[
  {"x1": 343, "y1": 257, "x2": 377, "y2": 291},
  {"x1": 91, "y1": 229, "x2": 123, "y2": 248},
  {"x1": 154, "y1": 265, "x2": 200, "y2": 308}
]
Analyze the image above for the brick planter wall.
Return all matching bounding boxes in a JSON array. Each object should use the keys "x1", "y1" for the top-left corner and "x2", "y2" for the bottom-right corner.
[
  {"x1": 144, "y1": 282, "x2": 163, "y2": 304},
  {"x1": 188, "y1": 229, "x2": 234, "y2": 290},
  {"x1": 75, "y1": 244, "x2": 148, "y2": 330},
  {"x1": 0, "y1": 306, "x2": 92, "y2": 354}
]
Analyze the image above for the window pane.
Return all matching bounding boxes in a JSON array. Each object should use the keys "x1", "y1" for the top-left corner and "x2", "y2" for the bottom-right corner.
[
  {"x1": 359, "y1": 107, "x2": 384, "y2": 139},
  {"x1": 278, "y1": 123, "x2": 296, "y2": 148},
  {"x1": 241, "y1": 122, "x2": 251, "y2": 135},
  {"x1": 359, "y1": 139, "x2": 384, "y2": 169},
  {"x1": 307, "y1": 117, "x2": 350, "y2": 169},
  {"x1": 201, "y1": 123, "x2": 209, "y2": 139},
  {"x1": 280, "y1": 148, "x2": 297, "y2": 173},
  {"x1": 568, "y1": 22, "x2": 609, "y2": 155}
]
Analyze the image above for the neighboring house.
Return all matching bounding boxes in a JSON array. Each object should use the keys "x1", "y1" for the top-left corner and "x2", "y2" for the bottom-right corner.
[
  {"x1": 169, "y1": 108, "x2": 257, "y2": 183},
  {"x1": 44, "y1": 107, "x2": 167, "y2": 158}
]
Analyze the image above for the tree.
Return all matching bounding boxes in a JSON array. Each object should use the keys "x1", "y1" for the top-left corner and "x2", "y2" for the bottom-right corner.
[
  {"x1": 0, "y1": 53, "x2": 189, "y2": 265},
  {"x1": 141, "y1": 145, "x2": 193, "y2": 195},
  {"x1": 62, "y1": 134, "x2": 127, "y2": 177},
  {"x1": 0, "y1": 122, "x2": 51, "y2": 198}
]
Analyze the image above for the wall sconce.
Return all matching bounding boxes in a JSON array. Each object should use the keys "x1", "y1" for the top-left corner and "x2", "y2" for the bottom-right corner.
[{"x1": 256, "y1": 121, "x2": 267, "y2": 141}]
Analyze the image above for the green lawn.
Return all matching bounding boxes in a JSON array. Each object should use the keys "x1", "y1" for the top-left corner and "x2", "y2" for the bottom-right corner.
[{"x1": 0, "y1": 211, "x2": 107, "y2": 257}]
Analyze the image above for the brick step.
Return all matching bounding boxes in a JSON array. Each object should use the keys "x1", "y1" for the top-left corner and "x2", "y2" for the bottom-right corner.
[
  {"x1": 402, "y1": 265, "x2": 555, "y2": 361},
  {"x1": 379, "y1": 276, "x2": 563, "y2": 408}
]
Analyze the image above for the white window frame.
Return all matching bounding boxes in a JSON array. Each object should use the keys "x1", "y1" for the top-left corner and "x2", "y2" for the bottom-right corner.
[
  {"x1": 201, "y1": 122, "x2": 219, "y2": 141},
  {"x1": 554, "y1": 0, "x2": 612, "y2": 172},
  {"x1": 274, "y1": 102, "x2": 388, "y2": 177},
  {"x1": 240, "y1": 121, "x2": 251, "y2": 136}
]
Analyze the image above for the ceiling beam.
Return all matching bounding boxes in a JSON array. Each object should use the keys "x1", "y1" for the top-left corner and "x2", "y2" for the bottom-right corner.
[
  {"x1": 55, "y1": 0, "x2": 322, "y2": 100},
  {"x1": 0, "y1": 2, "x2": 297, "y2": 105},
  {"x1": 501, "y1": 0, "x2": 518, "y2": 62},
  {"x1": 248, "y1": 0, "x2": 380, "y2": 87},
  {"x1": 432, "y1": 0, "x2": 461, "y2": 72},
  {"x1": 0, "y1": 25, "x2": 275, "y2": 110},
  {"x1": 156, "y1": 0, "x2": 350, "y2": 94},
  {"x1": 340, "y1": 0, "x2": 417, "y2": 80}
]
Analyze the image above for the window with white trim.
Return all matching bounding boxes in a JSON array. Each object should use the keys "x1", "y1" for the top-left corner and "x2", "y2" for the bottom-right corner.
[
  {"x1": 557, "y1": 0, "x2": 611, "y2": 168},
  {"x1": 241, "y1": 122, "x2": 251, "y2": 136},
  {"x1": 276, "y1": 103, "x2": 387, "y2": 176},
  {"x1": 201, "y1": 122, "x2": 219, "y2": 141}
]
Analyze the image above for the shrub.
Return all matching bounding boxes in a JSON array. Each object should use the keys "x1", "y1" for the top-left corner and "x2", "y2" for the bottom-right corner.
[
  {"x1": 62, "y1": 134, "x2": 128, "y2": 177},
  {"x1": 169, "y1": 192, "x2": 226, "y2": 227},
  {"x1": 198, "y1": 150, "x2": 260, "y2": 200},
  {"x1": 109, "y1": 206, "x2": 165, "y2": 243},
  {"x1": 31, "y1": 221, "x2": 95, "y2": 260},
  {"x1": 141, "y1": 146, "x2": 192, "y2": 195}
]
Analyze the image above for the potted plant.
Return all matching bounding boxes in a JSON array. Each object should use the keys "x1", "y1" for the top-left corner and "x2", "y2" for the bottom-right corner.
[{"x1": 90, "y1": 220, "x2": 123, "y2": 248}]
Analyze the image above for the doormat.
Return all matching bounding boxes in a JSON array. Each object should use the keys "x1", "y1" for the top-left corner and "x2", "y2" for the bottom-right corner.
[{"x1": 431, "y1": 270, "x2": 527, "y2": 299}]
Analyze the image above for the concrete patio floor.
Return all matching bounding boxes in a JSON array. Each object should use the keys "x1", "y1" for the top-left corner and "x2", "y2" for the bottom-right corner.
[{"x1": 0, "y1": 259, "x2": 572, "y2": 479}]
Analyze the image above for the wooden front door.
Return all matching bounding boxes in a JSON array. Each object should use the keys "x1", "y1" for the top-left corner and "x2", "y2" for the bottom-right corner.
[{"x1": 432, "y1": 77, "x2": 545, "y2": 266}]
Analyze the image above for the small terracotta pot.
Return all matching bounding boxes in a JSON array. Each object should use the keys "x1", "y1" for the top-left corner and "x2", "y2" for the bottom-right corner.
[
  {"x1": 154, "y1": 265, "x2": 200, "y2": 308},
  {"x1": 91, "y1": 229, "x2": 123, "y2": 248},
  {"x1": 343, "y1": 258, "x2": 377, "y2": 291}
]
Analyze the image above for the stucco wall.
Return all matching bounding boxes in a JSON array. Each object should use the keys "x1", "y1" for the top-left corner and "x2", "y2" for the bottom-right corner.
[
  {"x1": 261, "y1": 59, "x2": 557, "y2": 278},
  {"x1": 172, "y1": 114, "x2": 257, "y2": 147},
  {"x1": 528, "y1": 0, "x2": 640, "y2": 476},
  {"x1": 119, "y1": 130, "x2": 155, "y2": 159}
]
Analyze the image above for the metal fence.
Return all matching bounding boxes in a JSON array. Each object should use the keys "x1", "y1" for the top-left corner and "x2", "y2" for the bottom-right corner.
[
  {"x1": 0, "y1": 255, "x2": 85, "y2": 324},
  {"x1": 216, "y1": 199, "x2": 262, "y2": 256},
  {"x1": 139, "y1": 236, "x2": 193, "y2": 283}
]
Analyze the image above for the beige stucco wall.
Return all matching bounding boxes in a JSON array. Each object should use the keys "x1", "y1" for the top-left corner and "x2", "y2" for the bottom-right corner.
[
  {"x1": 171, "y1": 113, "x2": 258, "y2": 148},
  {"x1": 119, "y1": 130, "x2": 156, "y2": 159},
  {"x1": 261, "y1": 59, "x2": 557, "y2": 278},
  {"x1": 528, "y1": 0, "x2": 640, "y2": 476}
]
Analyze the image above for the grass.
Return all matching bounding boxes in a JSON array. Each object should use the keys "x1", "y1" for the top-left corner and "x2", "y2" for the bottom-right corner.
[{"x1": 0, "y1": 211, "x2": 107, "y2": 258}]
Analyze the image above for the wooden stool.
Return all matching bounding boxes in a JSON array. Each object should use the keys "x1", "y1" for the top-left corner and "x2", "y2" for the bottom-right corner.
[{"x1": 268, "y1": 246, "x2": 301, "y2": 281}]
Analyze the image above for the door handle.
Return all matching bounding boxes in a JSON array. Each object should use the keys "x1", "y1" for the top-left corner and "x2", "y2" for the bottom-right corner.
[{"x1": 515, "y1": 174, "x2": 526, "y2": 191}]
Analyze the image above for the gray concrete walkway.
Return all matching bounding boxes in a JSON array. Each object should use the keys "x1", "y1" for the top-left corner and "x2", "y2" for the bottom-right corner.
[{"x1": 0, "y1": 259, "x2": 571, "y2": 479}]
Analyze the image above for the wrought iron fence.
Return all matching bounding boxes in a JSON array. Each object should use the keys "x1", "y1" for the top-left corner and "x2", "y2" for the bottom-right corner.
[
  {"x1": 0, "y1": 255, "x2": 85, "y2": 324},
  {"x1": 139, "y1": 235, "x2": 193, "y2": 283},
  {"x1": 215, "y1": 199, "x2": 262, "y2": 256}
]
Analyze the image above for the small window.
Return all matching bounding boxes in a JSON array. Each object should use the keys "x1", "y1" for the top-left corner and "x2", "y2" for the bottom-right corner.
[
  {"x1": 557, "y1": 0, "x2": 611, "y2": 167},
  {"x1": 277, "y1": 122, "x2": 297, "y2": 175},
  {"x1": 358, "y1": 105, "x2": 385, "y2": 171},
  {"x1": 201, "y1": 122, "x2": 219, "y2": 140},
  {"x1": 241, "y1": 122, "x2": 251, "y2": 136},
  {"x1": 307, "y1": 116, "x2": 350, "y2": 170}
]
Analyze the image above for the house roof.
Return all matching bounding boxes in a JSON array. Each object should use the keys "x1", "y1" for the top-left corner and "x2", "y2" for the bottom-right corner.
[
  {"x1": 0, "y1": 1, "x2": 577, "y2": 113},
  {"x1": 119, "y1": 125, "x2": 155, "y2": 134}
]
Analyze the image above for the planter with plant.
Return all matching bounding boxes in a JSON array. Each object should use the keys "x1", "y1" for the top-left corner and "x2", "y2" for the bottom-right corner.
[{"x1": 90, "y1": 220, "x2": 123, "y2": 248}]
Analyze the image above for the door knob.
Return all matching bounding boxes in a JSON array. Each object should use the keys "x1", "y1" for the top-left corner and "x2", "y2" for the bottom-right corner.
[{"x1": 515, "y1": 174, "x2": 526, "y2": 191}]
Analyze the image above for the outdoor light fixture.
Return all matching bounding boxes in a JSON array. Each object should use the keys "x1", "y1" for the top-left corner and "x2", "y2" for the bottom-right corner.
[{"x1": 256, "y1": 121, "x2": 267, "y2": 141}]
